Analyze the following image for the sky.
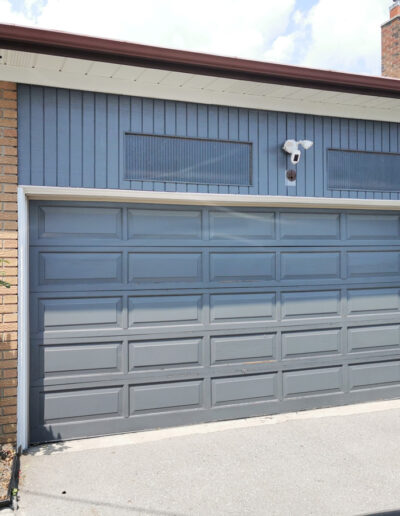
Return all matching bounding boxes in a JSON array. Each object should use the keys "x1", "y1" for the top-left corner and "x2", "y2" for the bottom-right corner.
[{"x1": 0, "y1": 0, "x2": 392, "y2": 76}]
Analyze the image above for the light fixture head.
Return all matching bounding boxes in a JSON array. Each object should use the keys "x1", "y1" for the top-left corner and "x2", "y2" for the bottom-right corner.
[
  {"x1": 282, "y1": 139, "x2": 314, "y2": 165},
  {"x1": 299, "y1": 140, "x2": 314, "y2": 150}
]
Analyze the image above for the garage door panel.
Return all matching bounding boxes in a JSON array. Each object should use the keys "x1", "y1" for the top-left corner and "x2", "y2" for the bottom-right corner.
[
  {"x1": 349, "y1": 361, "x2": 400, "y2": 391},
  {"x1": 32, "y1": 204, "x2": 123, "y2": 243},
  {"x1": 36, "y1": 386, "x2": 123, "y2": 424},
  {"x1": 128, "y1": 208, "x2": 202, "y2": 240},
  {"x1": 283, "y1": 367, "x2": 343, "y2": 398},
  {"x1": 210, "y1": 252, "x2": 275, "y2": 282},
  {"x1": 37, "y1": 251, "x2": 123, "y2": 286},
  {"x1": 211, "y1": 334, "x2": 276, "y2": 364},
  {"x1": 29, "y1": 202, "x2": 400, "y2": 443},
  {"x1": 280, "y1": 252, "x2": 341, "y2": 280},
  {"x1": 210, "y1": 292, "x2": 276, "y2": 322},
  {"x1": 348, "y1": 288, "x2": 400, "y2": 314},
  {"x1": 34, "y1": 296, "x2": 123, "y2": 333},
  {"x1": 282, "y1": 329, "x2": 342, "y2": 359},
  {"x1": 347, "y1": 251, "x2": 400, "y2": 278},
  {"x1": 34, "y1": 342, "x2": 123, "y2": 380},
  {"x1": 128, "y1": 295, "x2": 203, "y2": 327},
  {"x1": 348, "y1": 325, "x2": 400, "y2": 353},
  {"x1": 212, "y1": 374, "x2": 277, "y2": 406},
  {"x1": 209, "y1": 211, "x2": 275, "y2": 241},
  {"x1": 282, "y1": 290, "x2": 341, "y2": 319},
  {"x1": 129, "y1": 338, "x2": 203, "y2": 370},
  {"x1": 279, "y1": 212, "x2": 341, "y2": 240},
  {"x1": 128, "y1": 252, "x2": 203, "y2": 284},
  {"x1": 346, "y1": 214, "x2": 400, "y2": 240},
  {"x1": 130, "y1": 381, "x2": 203, "y2": 414}
]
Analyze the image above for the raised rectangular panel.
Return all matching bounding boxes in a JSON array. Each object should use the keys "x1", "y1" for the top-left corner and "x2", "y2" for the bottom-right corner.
[
  {"x1": 348, "y1": 325, "x2": 400, "y2": 352},
  {"x1": 128, "y1": 253, "x2": 202, "y2": 283},
  {"x1": 209, "y1": 211, "x2": 275, "y2": 240},
  {"x1": 347, "y1": 252, "x2": 400, "y2": 278},
  {"x1": 128, "y1": 209, "x2": 202, "y2": 240},
  {"x1": 349, "y1": 361, "x2": 400, "y2": 390},
  {"x1": 348, "y1": 289, "x2": 399, "y2": 314},
  {"x1": 39, "y1": 297, "x2": 122, "y2": 332},
  {"x1": 212, "y1": 373, "x2": 277, "y2": 405},
  {"x1": 282, "y1": 291, "x2": 340, "y2": 318},
  {"x1": 38, "y1": 206, "x2": 122, "y2": 239},
  {"x1": 43, "y1": 343, "x2": 122, "y2": 376},
  {"x1": 280, "y1": 213, "x2": 340, "y2": 239},
  {"x1": 39, "y1": 252, "x2": 122, "y2": 285},
  {"x1": 210, "y1": 293, "x2": 276, "y2": 322},
  {"x1": 129, "y1": 338, "x2": 202, "y2": 369},
  {"x1": 280, "y1": 252, "x2": 340, "y2": 280},
  {"x1": 130, "y1": 381, "x2": 202, "y2": 413},
  {"x1": 210, "y1": 252, "x2": 275, "y2": 282},
  {"x1": 283, "y1": 367, "x2": 342, "y2": 397},
  {"x1": 211, "y1": 334, "x2": 276, "y2": 364},
  {"x1": 282, "y1": 329, "x2": 341, "y2": 358},
  {"x1": 42, "y1": 387, "x2": 122, "y2": 422},
  {"x1": 129, "y1": 295, "x2": 202, "y2": 326},
  {"x1": 347, "y1": 214, "x2": 400, "y2": 239}
]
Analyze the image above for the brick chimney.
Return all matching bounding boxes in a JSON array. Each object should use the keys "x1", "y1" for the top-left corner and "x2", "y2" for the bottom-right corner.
[{"x1": 382, "y1": 1, "x2": 400, "y2": 77}]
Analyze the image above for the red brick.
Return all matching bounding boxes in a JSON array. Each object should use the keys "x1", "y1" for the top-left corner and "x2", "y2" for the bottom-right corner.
[
  {"x1": 2, "y1": 350, "x2": 17, "y2": 359},
  {"x1": 0, "y1": 138, "x2": 17, "y2": 146},
  {"x1": 2, "y1": 424, "x2": 17, "y2": 434},
  {"x1": 3, "y1": 220, "x2": 17, "y2": 229},
  {"x1": 0, "y1": 119, "x2": 17, "y2": 129},
  {"x1": 0, "y1": 342, "x2": 18, "y2": 350},
  {"x1": 0, "y1": 100, "x2": 17, "y2": 109},
  {"x1": 0, "y1": 398, "x2": 16, "y2": 407},
  {"x1": 0, "y1": 83, "x2": 16, "y2": 91},
  {"x1": 2, "y1": 369, "x2": 17, "y2": 379},
  {"x1": 0, "y1": 435, "x2": 16, "y2": 444},
  {"x1": 2, "y1": 406, "x2": 16, "y2": 416},
  {"x1": 2, "y1": 110, "x2": 17, "y2": 120},
  {"x1": 0, "y1": 175, "x2": 17, "y2": 184},
  {"x1": 3, "y1": 388, "x2": 17, "y2": 397},
  {"x1": 0, "y1": 156, "x2": 17, "y2": 165},
  {"x1": 2, "y1": 91, "x2": 17, "y2": 100},
  {"x1": 382, "y1": 17, "x2": 400, "y2": 77},
  {"x1": 2, "y1": 146, "x2": 17, "y2": 156}
]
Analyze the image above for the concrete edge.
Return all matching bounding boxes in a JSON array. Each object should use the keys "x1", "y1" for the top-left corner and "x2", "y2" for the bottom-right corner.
[{"x1": 27, "y1": 398, "x2": 400, "y2": 456}]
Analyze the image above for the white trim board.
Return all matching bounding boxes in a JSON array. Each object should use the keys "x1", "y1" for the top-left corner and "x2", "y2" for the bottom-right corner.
[
  {"x1": 17, "y1": 187, "x2": 29, "y2": 451},
  {"x1": 16, "y1": 185, "x2": 400, "y2": 450},
  {"x1": 22, "y1": 185, "x2": 400, "y2": 210},
  {"x1": 2, "y1": 64, "x2": 400, "y2": 123}
]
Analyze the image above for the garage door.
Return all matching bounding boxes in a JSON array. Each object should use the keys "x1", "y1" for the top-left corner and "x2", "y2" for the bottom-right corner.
[{"x1": 29, "y1": 201, "x2": 400, "y2": 443}]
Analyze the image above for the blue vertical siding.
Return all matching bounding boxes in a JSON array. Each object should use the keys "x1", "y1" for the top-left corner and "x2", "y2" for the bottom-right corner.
[{"x1": 18, "y1": 84, "x2": 400, "y2": 199}]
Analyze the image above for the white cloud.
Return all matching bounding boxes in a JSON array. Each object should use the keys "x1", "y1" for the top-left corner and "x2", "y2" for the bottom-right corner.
[
  {"x1": 0, "y1": 0, "x2": 392, "y2": 74},
  {"x1": 0, "y1": 0, "x2": 35, "y2": 24},
  {"x1": 0, "y1": 0, "x2": 296, "y2": 59},
  {"x1": 265, "y1": 0, "x2": 390, "y2": 75}
]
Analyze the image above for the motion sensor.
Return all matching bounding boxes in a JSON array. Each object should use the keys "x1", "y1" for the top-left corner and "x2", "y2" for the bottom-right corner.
[{"x1": 282, "y1": 139, "x2": 314, "y2": 165}]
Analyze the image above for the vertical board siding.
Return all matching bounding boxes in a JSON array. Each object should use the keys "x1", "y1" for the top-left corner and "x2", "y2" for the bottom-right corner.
[{"x1": 18, "y1": 85, "x2": 400, "y2": 199}]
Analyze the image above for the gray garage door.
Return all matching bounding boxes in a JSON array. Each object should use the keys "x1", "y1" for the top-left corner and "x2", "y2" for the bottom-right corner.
[{"x1": 29, "y1": 201, "x2": 400, "y2": 443}]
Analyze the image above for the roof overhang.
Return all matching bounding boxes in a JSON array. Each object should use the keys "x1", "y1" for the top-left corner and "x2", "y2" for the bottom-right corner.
[{"x1": 1, "y1": 23, "x2": 400, "y2": 122}]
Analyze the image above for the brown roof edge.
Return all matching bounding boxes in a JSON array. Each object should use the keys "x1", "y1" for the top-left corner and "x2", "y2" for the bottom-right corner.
[{"x1": 1, "y1": 23, "x2": 400, "y2": 98}]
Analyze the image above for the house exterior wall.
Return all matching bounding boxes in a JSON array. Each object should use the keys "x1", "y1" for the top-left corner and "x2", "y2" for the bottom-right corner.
[
  {"x1": 18, "y1": 84, "x2": 400, "y2": 200},
  {"x1": 0, "y1": 81, "x2": 18, "y2": 445}
]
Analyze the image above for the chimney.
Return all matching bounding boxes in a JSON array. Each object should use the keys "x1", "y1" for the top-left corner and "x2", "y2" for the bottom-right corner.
[{"x1": 382, "y1": 1, "x2": 400, "y2": 77}]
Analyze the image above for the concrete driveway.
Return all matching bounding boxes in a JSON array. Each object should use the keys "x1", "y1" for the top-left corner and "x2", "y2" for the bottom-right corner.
[{"x1": 16, "y1": 400, "x2": 400, "y2": 516}]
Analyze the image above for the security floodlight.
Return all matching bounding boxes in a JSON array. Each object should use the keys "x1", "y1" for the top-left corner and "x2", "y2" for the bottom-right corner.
[{"x1": 282, "y1": 139, "x2": 314, "y2": 165}]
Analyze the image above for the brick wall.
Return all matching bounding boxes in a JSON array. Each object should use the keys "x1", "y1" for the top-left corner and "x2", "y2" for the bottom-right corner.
[
  {"x1": 382, "y1": 16, "x2": 400, "y2": 78},
  {"x1": 0, "y1": 81, "x2": 18, "y2": 444}
]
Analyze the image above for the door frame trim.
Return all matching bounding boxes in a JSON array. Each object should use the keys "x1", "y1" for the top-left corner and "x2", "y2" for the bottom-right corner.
[{"x1": 17, "y1": 184, "x2": 400, "y2": 450}]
